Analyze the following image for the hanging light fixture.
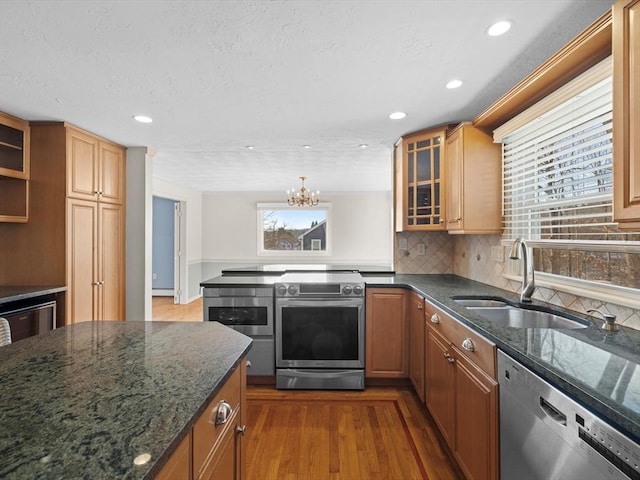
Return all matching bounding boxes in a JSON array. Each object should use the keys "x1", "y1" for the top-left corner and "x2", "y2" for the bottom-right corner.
[{"x1": 287, "y1": 176, "x2": 319, "y2": 206}]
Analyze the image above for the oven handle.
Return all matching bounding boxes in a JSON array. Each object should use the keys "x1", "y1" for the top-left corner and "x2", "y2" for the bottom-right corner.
[{"x1": 276, "y1": 298, "x2": 364, "y2": 307}]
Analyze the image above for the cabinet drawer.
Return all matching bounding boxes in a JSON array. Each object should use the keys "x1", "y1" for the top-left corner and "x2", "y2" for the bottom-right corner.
[
  {"x1": 425, "y1": 302, "x2": 496, "y2": 379},
  {"x1": 193, "y1": 365, "x2": 241, "y2": 475}
]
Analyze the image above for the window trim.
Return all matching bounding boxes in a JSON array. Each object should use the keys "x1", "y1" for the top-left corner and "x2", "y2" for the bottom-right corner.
[{"x1": 256, "y1": 202, "x2": 332, "y2": 257}]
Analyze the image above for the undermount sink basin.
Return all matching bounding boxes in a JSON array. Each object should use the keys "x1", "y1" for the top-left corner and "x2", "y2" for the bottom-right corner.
[
  {"x1": 452, "y1": 296, "x2": 588, "y2": 329},
  {"x1": 453, "y1": 298, "x2": 510, "y2": 308},
  {"x1": 467, "y1": 306, "x2": 588, "y2": 329}
]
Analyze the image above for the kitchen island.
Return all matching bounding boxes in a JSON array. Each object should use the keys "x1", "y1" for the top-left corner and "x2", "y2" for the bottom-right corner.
[{"x1": 0, "y1": 320, "x2": 251, "y2": 479}]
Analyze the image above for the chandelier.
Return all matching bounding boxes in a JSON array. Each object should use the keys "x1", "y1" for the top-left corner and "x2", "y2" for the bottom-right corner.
[{"x1": 287, "y1": 176, "x2": 320, "y2": 207}]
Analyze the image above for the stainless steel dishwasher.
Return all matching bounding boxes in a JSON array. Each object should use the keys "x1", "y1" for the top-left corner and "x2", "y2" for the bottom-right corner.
[{"x1": 498, "y1": 350, "x2": 640, "y2": 480}]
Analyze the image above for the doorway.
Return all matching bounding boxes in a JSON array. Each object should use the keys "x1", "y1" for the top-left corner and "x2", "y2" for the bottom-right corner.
[{"x1": 152, "y1": 196, "x2": 185, "y2": 304}]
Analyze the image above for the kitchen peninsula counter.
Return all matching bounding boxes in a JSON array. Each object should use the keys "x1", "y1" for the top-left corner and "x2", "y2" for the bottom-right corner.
[{"x1": 0, "y1": 321, "x2": 251, "y2": 479}]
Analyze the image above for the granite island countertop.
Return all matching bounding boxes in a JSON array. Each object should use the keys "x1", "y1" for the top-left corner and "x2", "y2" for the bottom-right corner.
[
  {"x1": 201, "y1": 272, "x2": 640, "y2": 441},
  {"x1": 0, "y1": 321, "x2": 252, "y2": 479}
]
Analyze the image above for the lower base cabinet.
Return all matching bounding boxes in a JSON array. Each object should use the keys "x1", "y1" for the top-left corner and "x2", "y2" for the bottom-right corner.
[
  {"x1": 425, "y1": 302, "x2": 498, "y2": 480},
  {"x1": 156, "y1": 358, "x2": 247, "y2": 480}
]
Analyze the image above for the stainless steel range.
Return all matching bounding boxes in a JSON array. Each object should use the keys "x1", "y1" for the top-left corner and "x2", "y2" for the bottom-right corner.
[{"x1": 275, "y1": 273, "x2": 365, "y2": 390}]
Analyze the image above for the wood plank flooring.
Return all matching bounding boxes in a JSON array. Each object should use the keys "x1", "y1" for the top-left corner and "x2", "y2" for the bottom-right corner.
[
  {"x1": 154, "y1": 298, "x2": 464, "y2": 479},
  {"x1": 246, "y1": 387, "x2": 464, "y2": 480}
]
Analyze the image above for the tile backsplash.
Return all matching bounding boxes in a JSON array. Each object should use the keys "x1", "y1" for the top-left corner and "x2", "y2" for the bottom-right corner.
[{"x1": 395, "y1": 232, "x2": 640, "y2": 330}]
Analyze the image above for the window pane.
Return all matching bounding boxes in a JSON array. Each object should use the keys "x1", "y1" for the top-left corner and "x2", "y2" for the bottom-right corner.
[{"x1": 261, "y1": 208, "x2": 327, "y2": 252}]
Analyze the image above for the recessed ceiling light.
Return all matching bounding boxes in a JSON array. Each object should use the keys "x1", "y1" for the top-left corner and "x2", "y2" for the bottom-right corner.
[
  {"x1": 446, "y1": 79, "x2": 463, "y2": 89},
  {"x1": 133, "y1": 115, "x2": 153, "y2": 123},
  {"x1": 486, "y1": 20, "x2": 512, "y2": 37},
  {"x1": 245, "y1": 145, "x2": 255, "y2": 150},
  {"x1": 389, "y1": 112, "x2": 407, "y2": 120},
  {"x1": 302, "y1": 145, "x2": 312, "y2": 149},
  {"x1": 358, "y1": 144, "x2": 368, "y2": 149}
]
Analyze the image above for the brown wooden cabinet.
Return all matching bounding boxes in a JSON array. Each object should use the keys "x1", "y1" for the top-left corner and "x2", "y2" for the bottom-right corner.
[
  {"x1": 394, "y1": 127, "x2": 447, "y2": 231},
  {"x1": 424, "y1": 301, "x2": 498, "y2": 480},
  {"x1": 613, "y1": 0, "x2": 640, "y2": 229},
  {"x1": 445, "y1": 122, "x2": 502, "y2": 234},
  {"x1": 0, "y1": 111, "x2": 30, "y2": 222},
  {"x1": 0, "y1": 121, "x2": 126, "y2": 324},
  {"x1": 408, "y1": 291, "x2": 425, "y2": 402},
  {"x1": 157, "y1": 358, "x2": 247, "y2": 480},
  {"x1": 365, "y1": 288, "x2": 408, "y2": 378}
]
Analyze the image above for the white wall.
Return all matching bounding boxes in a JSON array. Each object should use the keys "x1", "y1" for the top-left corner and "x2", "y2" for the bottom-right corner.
[{"x1": 200, "y1": 191, "x2": 393, "y2": 278}]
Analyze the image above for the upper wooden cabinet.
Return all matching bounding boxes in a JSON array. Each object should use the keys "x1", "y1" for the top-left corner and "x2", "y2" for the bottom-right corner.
[
  {"x1": 445, "y1": 123, "x2": 502, "y2": 234},
  {"x1": 67, "y1": 126, "x2": 125, "y2": 204},
  {"x1": 395, "y1": 127, "x2": 447, "y2": 231},
  {"x1": 0, "y1": 111, "x2": 30, "y2": 222},
  {"x1": 613, "y1": 0, "x2": 640, "y2": 229}
]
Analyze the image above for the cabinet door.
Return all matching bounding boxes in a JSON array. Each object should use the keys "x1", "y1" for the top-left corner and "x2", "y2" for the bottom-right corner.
[
  {"x1": 98, "y1": 203, "x2": 125, "y2": 321},
  {"x1": 365, "y1": 289, "x2": 408, "y2": 378},
  {"x1": 398, "y1": 129, "x2": 447, "y2": 231},
  {"x1": 66, "y1": 199, "x2": 98, "y2": 323},
  {"x1": 198, "y1": 410, "x2": 240, "y2": 480},
  {"x1": 67, "y1": 128, "x2": 99, "y2": 201},
  {"x1": 445, "y1": 128, "x2": 463, "y2": 231},
  {"x1": 613, "y1": 0, "x2": 640, "y2": 229},
  {"x1": 156, "y1": 433, "x2": 191, "y2": 480},
  {"x1": 453, "y1": 350, "x2": 498, "y2": 480},
  {"x1": 408, "y1": 292, "x2": 425, "y2": 402},
  {"x1": 425, "y1": 327, "x2": 455, "y2": 447},
  {"x1": 99, "y1": 141, "x2": 125, "y2": 205}
]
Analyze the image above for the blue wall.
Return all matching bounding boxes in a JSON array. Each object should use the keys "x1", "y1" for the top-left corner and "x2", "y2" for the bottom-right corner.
[{"x1": 152, "y1": 196, "x2": 176, "y2": 290}]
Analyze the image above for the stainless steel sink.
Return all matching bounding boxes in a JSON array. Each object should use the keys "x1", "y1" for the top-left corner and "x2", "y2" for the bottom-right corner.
[
  {"x1": 453, "y1": 298, "x2": 510, "y2": 308},
  {"x1": 452, "y1": 296, "x2": 588, "y2": 329},
  {"x1": 467, "y1": 306, "x2": 588, "y2": 329}
]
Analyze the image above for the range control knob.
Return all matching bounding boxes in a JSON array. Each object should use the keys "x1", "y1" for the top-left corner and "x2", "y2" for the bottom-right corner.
[
  {"x1": 353, "y1": 285, "x2": 363, "y2": 295},
  {"x1": 287, "y1": 285, "x2": 298, "y2": 296},
  {"x1": 342, "y1": 285, "x2": 353, "y2": 295},
  {"x1": 276, "y1": 285, "x2": 287, "y2": 296}
]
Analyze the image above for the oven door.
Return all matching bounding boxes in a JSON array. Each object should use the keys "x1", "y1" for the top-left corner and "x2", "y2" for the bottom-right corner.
[
  {"x1": 204, "y1": 297, "x2": 273, "y2": 336},
  {"x1": 275, "y1": 297, "x2": 364, "y2": 369}
]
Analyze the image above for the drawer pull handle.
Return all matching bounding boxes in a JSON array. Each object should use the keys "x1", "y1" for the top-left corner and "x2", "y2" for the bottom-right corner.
[
  {"x1": 461, "y1": 338, "x2": 475, "y2": 352},
  {"x1": 430, "y1": 314, "x2": 440, "y2": 324},
  {"x1": 444, "y1": 352, "x2": 455, "y2": 364},
  {"x1": 236, "y1": 425, "x2": 247, "y2": 435},
  {"x1": 214, "y1": 400, "x2": 232, "y2": 425}
]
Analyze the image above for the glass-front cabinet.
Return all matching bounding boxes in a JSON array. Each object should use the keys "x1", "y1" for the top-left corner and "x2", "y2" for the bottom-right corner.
[
  {"x1": 0, "y1": 111, "x2": 30, "y2": 222},
  {"x1": 395, "y1": 127, "x2": 447, "y2": 231}
]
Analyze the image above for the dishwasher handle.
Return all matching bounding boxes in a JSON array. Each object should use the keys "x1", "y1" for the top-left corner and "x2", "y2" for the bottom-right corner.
[{"x1": 539, "y1": 396, "x2": 567, "y2": 426}]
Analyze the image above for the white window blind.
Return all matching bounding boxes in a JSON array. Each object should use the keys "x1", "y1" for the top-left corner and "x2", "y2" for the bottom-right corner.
[{"x1": 498, "y1": 64, "x2": 618, "y2": 242}]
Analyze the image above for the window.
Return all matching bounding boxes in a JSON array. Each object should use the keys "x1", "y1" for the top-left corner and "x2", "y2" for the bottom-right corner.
[
  {"x1": 495, "y1": 57, "x2": 639, "y2": 303},
  {"x1": 257, "y1": 203, "x2": 331, "y2": 256}
]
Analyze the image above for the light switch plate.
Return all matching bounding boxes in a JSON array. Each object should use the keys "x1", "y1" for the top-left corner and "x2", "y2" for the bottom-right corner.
[
  {"x1": 491, "y1": 246, "x2": 504, "y2": 262},
  {"x1": 417, "y1": 243, "x2": 426, "y2": 256}
]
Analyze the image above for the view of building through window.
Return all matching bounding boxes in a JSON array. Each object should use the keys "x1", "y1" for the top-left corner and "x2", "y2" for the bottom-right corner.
[{"x1": 261, "y1": 208, "x2": 328, "y2": 252}]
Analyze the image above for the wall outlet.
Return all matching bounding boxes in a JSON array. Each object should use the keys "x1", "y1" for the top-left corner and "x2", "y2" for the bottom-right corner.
[
  {"x1": 152, "y1": 273, "x2": 157, "y2": 280},
  {"x1": 491, "y1": 246, "x2": 504, "y2": 262},
  {"x1": 417, "y1": 243, "x2": 426, "y2": 256},
  {"x1": 398, "y1": 237, "x2": 408, "y2": 250}
]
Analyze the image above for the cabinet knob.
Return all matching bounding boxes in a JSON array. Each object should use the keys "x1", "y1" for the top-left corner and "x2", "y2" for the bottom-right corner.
[
  {"x1": 417, "y1": 303, "x2": 423, "y2": 310},
  {"x1": 461, "y1": 338, "x2": 475, "y2": 352},
  {"x1": 236, "y1": 425, "x2": 247, "y2": 436},
  {"x1": 430, "y1": 314, "x2": 440, "y2": 324},
  {"x1": 246, "y1": 360, "x2": 252, "y2": 369},
  {"x1": 444, "y1": 352, "x2": 455, "y2": 364},
  {"x1": 214, "y1": 400, "x2": 233, "y2": 425}
]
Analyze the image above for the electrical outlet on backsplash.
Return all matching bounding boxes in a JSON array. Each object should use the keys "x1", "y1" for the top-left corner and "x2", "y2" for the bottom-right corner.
[{"x1": 394, "y1": 232, "x2": 640, "y2": 330}]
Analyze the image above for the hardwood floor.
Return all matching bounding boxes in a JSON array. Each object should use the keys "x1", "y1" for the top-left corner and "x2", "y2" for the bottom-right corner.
[
  {"x1": 246, "y1": 386, "x2": 464, "y2": 480},
  {"x1": 153, "y1": 299, "x2": 464, "y2": 479},
  {"x1": 152, "y1": 296, "x2": 203, "y2": 322}
]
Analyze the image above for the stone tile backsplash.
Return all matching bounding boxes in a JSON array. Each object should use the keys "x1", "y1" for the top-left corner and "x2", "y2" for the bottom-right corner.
[{"x1": 395, "y1": 232, "x2": 640, "y2": 331}]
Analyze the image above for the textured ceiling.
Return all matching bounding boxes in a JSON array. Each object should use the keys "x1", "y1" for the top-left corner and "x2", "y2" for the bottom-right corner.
[{"x1": 0, "y1": 0, "x2": 613, "y2": 193}]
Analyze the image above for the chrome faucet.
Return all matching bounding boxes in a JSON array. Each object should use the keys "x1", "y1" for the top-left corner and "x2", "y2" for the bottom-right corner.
[{"x1": 509, "y1": 238, "x2": 536, "y2": 303}]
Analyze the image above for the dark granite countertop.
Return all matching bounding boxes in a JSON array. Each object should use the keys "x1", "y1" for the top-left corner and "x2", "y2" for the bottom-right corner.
[
  {"x1": 0, "y1": 286, "x2": 66, "y2": 306},
  {"x1": 376, "y1": 274, "x2": 640, "y2": 442},
  {"x1": 199, "y1": 272, "x2": 640, "y2": 441},
  {"x1": 0, "y1": 321, "x2": 252, "y2": 479},
  {"x1": 201, "y1": 275, "x2": 281, "y2": 288}
]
